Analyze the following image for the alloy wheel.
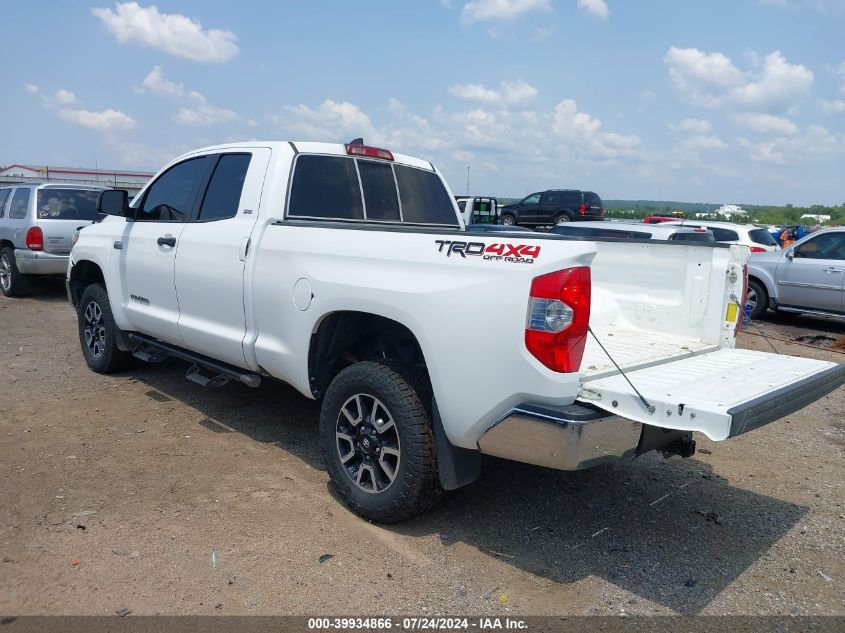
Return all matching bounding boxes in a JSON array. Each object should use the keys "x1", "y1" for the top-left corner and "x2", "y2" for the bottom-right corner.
[
  {"x1": 83, "y1": 300, "x2": 107, "y2": 358},
  {"x1": 0, "y1": 255, "x2": 10, "y2": 292},
  {"x1": 335, "y1": 393, "x2": 401, "y2": 494}
]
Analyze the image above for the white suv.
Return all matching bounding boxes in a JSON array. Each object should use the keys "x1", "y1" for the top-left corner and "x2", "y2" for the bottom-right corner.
[{"x1": 661, "y1": 219, "x2": 780, "y2": 252}]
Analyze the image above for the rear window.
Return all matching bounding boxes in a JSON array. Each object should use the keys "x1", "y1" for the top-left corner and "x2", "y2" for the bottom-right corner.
[
  {"x1": 288, "y1": 155, "x2": 457, "y2": 226},
  {"x1": 748, "y1": 228, "x2": 777, "y2": 246},
  {"x1": 584, "y1": 192, "x2": 602, "y2": 206},
  {"x1": 288, "y1": 155, "x2": 364, "y2": 220},
  {"x1": 394, "y1": 165, "x2": 458, "y2": 225},
  {"x1": 710, "y1": 228, "x2": 739, "y2": 242},
  {"x1": 670, "y1": 231, "x2": 715, "y2": 243},
  {"x1": 358, "y1": 160, "x2": 400, "y2": 222},
  {"x1": 37, "y1": 189, "x2": 101, "y2": 221}
]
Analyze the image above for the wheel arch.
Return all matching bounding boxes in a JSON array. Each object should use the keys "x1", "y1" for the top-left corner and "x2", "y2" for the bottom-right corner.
[
  {"x1": 747, "y1": 272, "x2": 774, "y2": 308},
  {"x1": 68, "y1": 259, "x2": 106, "y2": 307},
  {"x1": 307, "y1": 310, "x2": 481, "y2": 491}
]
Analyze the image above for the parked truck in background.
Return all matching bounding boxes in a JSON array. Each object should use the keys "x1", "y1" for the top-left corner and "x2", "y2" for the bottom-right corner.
[
  {"x1": 68, "y1": 140, "x2": 845, "y2": 523},
  {"x1": 454, "y1": 196, "x2": 498, "y2": 225}
]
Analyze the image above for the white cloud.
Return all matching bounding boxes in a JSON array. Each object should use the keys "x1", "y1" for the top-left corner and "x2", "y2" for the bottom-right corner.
[
  {"x1": 460, "y1": 0, "x2": 551, "y2": 22},
  {"x1": 669, "y1": 118, "x2": 713, "y2": 133},
  {"x1": 501, "y1": 80, "x2": 538, "y2": 105},
  {"x1": 59, "y1": 108, "x2": 137, "y2": 131},
  {"x1": 449, "y1": 80, "x2": 538, "y2": 105},
  {"x1": 553, "y1": 99, "x2": 641, "y2": 157},
  {"x1": 137, "y1": 66, "x2": 249, "y2": 126},
  {"x1": 740, "y1": 125, "x2": 843, "y2": 165},
  {"x1": 577, "y1": 0, "x2": 609, "y2": 19},
  {"x1": 733, "y1": 112, "x2": 799, "y2": 135},
  {"x1": 732, "y1": 51, "x2": 813, "y2": 109},
  {"x1": 664, "y1": 47, "x2": 813, "y2": 110},
  {"x1": 819, "y1": 98, "x2": 845, "y2": 113},
  {"x1": 54, "y1": 89, "x2": 77, "y2": 105},
  {"x1": 140, "y1": 66, "x2": 205, "y2": 101},
  {"x1": 678, "y1": 135, "x2": 726, "y2": 151},
  {"x1": 280, "y1": 100, "x2": 376, "y2": 140},
  {"x1": 174, "y1": 104, "x2": 238, "y2": 126},
  {"x1": 92, "y1": 2, "x2": 239, "y2": 63},
  {"x1": 24, "y1": 84, "x2": 80, "y2": 106},
  {"x1": 449, "y1": 83, "x2": 501, "y2": 103}
]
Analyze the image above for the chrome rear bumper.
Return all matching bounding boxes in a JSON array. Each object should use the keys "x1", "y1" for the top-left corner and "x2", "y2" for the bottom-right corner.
[
  {"x1": 477, "y1": 403, "x2": 642, "y2": 471},
  {"x1": 14, "y1": 249, "x2": 69, "y2": 275}
]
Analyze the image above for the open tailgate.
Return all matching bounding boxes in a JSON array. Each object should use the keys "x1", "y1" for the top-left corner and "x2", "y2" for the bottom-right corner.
[{"x1": 577, "y1": 348, "x2": 845, "y2": 441}]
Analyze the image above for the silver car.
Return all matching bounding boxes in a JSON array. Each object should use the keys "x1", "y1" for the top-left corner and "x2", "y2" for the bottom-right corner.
[
  {"x1": 746, "y1": 227, "x2": 845, "y2": 319},
  {"x1": 0, "y1": 183, "x2": 105, "y2": 296}
]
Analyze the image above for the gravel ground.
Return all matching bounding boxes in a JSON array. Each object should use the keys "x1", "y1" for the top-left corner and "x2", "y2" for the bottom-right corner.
[{"x1": 1, "y1": 281, "x2": 843, "y2": 616}]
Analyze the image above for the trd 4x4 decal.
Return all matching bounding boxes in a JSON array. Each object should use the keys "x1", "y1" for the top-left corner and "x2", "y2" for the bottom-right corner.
[{"x1": 434, "y1": 240, "x2": 540, "y2": 264}]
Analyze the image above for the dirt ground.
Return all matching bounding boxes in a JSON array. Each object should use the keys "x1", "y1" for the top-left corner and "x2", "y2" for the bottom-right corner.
[{"x1": 1, "y1": 280, "x2": 843, "y2": 616}]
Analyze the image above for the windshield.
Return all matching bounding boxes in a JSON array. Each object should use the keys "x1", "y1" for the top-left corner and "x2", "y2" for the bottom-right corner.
[
  {"x1": 748, "y1": 228, "x2": 777, "y2": 246},
  {"x1": 37, "y1": 189, "x2": 101, "y2": 221}
]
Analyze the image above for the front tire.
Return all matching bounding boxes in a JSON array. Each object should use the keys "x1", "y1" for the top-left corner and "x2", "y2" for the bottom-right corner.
[
  {"x1": 746, "y1": 279, "x2": 768, "y2": 320},
  {"x1": 77, "y1": 283, "x2": 133, "y2": 373},
  {"x1": 319, "y1": 362, "x2": 443, "y2": 523},
  {"x1": 0, "y1": 247, "x2": 31, "y2": 297},
  {"x1": 500, "y1": 214, "x2": 516, "y2": 226}
]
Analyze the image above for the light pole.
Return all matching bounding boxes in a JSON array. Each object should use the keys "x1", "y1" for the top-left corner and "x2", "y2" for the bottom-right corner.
[{"x1": 466, "y1": 166, "x2": 470, "y2": 196}]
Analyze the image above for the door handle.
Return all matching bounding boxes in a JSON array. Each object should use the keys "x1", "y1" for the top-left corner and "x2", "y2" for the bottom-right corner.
[
  {"x1": 157, "y1": 235, "x2": 177, "y2": 247},
  {"x1": 823, "y1": 267, "x2": 842, "y2": 273}
]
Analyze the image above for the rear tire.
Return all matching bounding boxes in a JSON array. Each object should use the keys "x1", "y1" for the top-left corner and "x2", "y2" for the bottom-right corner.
[
  {"x1": 319, "y1": 361, "x2": 443, "y2": 523},
  {"x1": 77, "y1": 283, "x2": 133, "y2": 373},
  {"x1": 0, "y1": 247, "x2": 31, "y2": 297},
  {"x1": 746, "y1": 279, "x2": 768, "y2": 320},
  {"x1": 554, "y1": 213, "x2": 570, "y2": 224}
]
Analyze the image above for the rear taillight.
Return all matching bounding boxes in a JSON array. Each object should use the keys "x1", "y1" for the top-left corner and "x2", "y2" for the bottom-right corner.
[
  {"x1": 749, "y1": 246, "x2": 766, "y2": 253},
  {"x1": 346, "y1": 144, "x2": 394, "y2": 161},
  {"x1": 525, "y1": 267, "x2": 591, "y2": 372},
  {"x1": 25, "y1": 227, "x2": 44, "y2": 251},
  {"x1": 578, "y1": 204, "x2": 588, "y2": 216}
]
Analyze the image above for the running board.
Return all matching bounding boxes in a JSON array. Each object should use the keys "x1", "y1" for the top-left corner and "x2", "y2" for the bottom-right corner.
[
  {"x1": 127, "y1": 333, "x2": 262, "y2": 388},
  {"x1": 777, "y1": 306, "x2": 845, "y2": 320}
]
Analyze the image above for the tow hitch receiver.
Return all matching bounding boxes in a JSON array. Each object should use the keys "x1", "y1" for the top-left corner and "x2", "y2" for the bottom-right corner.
[{"x1": 661, "y1": 433, "x2": 696, "y2": 458}]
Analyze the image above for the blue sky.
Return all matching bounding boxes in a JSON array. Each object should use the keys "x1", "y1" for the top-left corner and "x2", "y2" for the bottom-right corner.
[{"x1": 3, "y1": 0, "x2": 844, "y2": 205}]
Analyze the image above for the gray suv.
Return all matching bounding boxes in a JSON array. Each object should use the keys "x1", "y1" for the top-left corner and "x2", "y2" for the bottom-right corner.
[
  {"x1": 0, "y1": 183, "x2": 104, "y2": 297},
  {"x1": 746, "y1": 228, "x2": 845, "y2": 319}
]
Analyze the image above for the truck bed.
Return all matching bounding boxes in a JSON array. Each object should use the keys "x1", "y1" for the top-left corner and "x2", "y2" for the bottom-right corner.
[{"x1": 581, "y1": 326, "x2": 718, "y2": 379}]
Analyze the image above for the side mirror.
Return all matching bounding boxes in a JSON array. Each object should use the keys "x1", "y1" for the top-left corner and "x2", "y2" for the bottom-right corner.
[
  {"x1": 785, "y1": 249, "x2": 794, "y2": 260},
  {"x1": 97, "y1": 189, "x2": 132, "y2": 218}
]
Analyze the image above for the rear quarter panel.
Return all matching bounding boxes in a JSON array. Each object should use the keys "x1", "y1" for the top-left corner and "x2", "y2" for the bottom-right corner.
[{"x1": 250, "y1": 225, "x2": 597, "y2": 448}]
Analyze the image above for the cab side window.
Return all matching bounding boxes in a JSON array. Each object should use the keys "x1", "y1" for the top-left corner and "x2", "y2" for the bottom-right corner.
[
  {"x1": 522, "y1": 193, "x2": 541, "y2": 206},
  {"x1": 137, "y1": 157, "x2": 209, "y2": 222},
  {"x1": 0, "y1": 189, "x2": 10, "y2": 218},
  {"x1": 197, "y1": 154, "x2": 252, "y2": 222},
  {"x1": 795, "y1": 233, "x2": 845, "y2": 260},
  {"x1": 9, "y1": 189, "x2": 31, "y2": 220}
]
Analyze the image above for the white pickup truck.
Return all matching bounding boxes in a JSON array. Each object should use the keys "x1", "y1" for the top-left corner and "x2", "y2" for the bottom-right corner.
[{"x1": 68, "y1": 140, "x2": 845, "y2": 523}]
